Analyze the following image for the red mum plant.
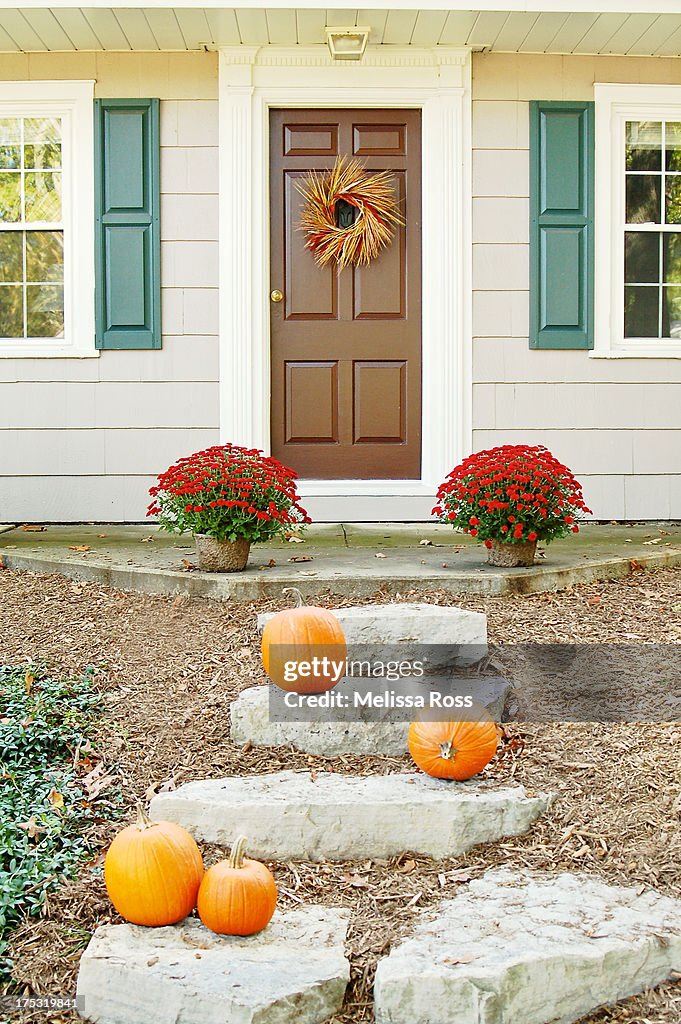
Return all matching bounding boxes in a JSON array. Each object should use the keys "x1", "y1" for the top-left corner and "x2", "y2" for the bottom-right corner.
[
  {"x1": 432, "y1": 445, "x2": 592, "y2": 553},
  {"x1": 147, "y1": 444, "x2": 311, "y2": 544}
]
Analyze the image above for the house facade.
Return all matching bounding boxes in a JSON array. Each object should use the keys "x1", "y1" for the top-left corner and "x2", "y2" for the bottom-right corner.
[{"x1": 0, "y1": 1, "x2": 680, "y2": 524}]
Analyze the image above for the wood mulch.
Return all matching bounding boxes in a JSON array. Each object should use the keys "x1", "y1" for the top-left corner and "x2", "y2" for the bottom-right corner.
[{"x1": 0, "y1": 563, "x2": 679, "y2": 1024}]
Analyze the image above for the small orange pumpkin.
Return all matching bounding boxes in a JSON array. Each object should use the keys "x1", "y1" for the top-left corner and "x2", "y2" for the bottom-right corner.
[
  {"x1": 261, "y1": 587, "x2": 346, "y2": 694},
  {"x1": 197, "y1": 835, "x2": 278, "y2": 936},
  {"x1": 408, "y1": 710, "x2": 499, "y2": 781},
  {"x1": 104, "y1": 804, "x2": 204, "y2": 927}
]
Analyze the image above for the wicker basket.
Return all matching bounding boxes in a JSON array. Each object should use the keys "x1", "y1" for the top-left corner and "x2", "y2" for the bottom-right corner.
[
  {"x1": 195, "y1": 535, "x2": 251, "y2": 572},
  {"x1": 487, "y1": 538, "x2": 537, "y2": 568}
]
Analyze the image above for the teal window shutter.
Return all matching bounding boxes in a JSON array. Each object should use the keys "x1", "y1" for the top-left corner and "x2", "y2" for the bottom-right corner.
[
  {"x1": 95, "y1": 99, "x2": 161, "y2": 349},
  {"x1": 529, "y1": 101, "x2": 594, "y2": 350}
]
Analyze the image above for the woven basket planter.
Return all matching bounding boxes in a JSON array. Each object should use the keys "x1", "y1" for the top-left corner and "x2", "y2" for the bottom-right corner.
[
  {"x1": 487, "y1": 538, "x2": 537, "y2": 568},
  {"x1": 195, "y1": 535, "x2": 251, "y2": 573}
]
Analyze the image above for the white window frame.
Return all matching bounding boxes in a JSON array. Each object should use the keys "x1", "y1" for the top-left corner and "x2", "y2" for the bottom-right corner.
[
  {"x1": 595, "y1": 82, "x2": 681, "y2": 359},
  {"x1": 0, "y1": 80, "x2": 95, "y2": 359}
]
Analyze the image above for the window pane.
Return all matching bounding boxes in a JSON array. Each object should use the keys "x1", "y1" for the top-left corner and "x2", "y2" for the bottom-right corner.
[
  {"x1": 26, "y1": 231, "x2": 63, "y2": 283},
  {"x1": 626, "y1": 121, "x2": 662, "y2": 171},
  {"x1": 666, "y1": 122, "x2": 681, "y2": 171},
  {"x1": 625, "y1": 232, "x2": 659, "y2": 283},
  {"x1": 0, "y1": 172, "x2": 22, "y2": 221},
  {"x1": 0, "y1": 283, "x2": 23, "y2": 336},
  {"x1": 24, "y1": 171, "x2": 61, "y2": 222},
  {"x1": 26, "y1": 283, "x2": 64, "y2": 338},
  {"x1": 0, "y1": 232, "x2": 23, "y2": 282},
  {"x1": 665, "y1": 176, "x2": 681, "y2": 223},
  {"x1": 624, "y1": 285, "x2": 659, "y2": 338},
  {"x1": 662, "y1": 285, "x2": 681, "y2": 338},
  {"x1": 663, "y1": 233, "x2": 681, "y2": 284},
  {"x1": 626, "y1": 175, "x2": 661, "y2": 223},
  {"x1": 24, "y1": 141, "x2": 61, "y2": 169},
  {"x1": 0, "y1": 117, "x2": 20, "y2": 169}
]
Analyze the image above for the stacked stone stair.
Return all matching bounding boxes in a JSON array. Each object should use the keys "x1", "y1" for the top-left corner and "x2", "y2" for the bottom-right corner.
[{"x1": 76, "y1": 603, "x2": 681, "y2": 1024}]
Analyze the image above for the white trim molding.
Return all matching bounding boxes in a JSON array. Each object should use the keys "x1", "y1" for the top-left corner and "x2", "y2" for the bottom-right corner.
[
  {"x1": 218, "y1": 45, "x2": 472, "y2": 511},
  {"x1": 594, "y1": 82, "x2": 681, "y2": 360},
  {"x1": 0, "y1": 80, "x2": 96, "y2": 359}
]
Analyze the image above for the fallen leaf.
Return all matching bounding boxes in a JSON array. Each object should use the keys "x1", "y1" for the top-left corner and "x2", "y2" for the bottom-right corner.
[
  {"x1": 419, "y1": 539, "x2": 433, "y2": 546},
  {"x1": 17, "y1": 815, "x2": 48, "y2": 839},
  {"x1": 140, "y1": 535, "x2": 154, "y2": 543},
  {"x1": 0, "y1": 556, "x2": 6, "y2": 570},
  {"x1": 267, "y1": 559, "x2": 276, "y2": 568},
  {"x1": 20, "y1": 524, "x2": 46, "y2": 532},
  {"x1": 147, "y1": 957, "x2": 159, "y2": 967},
  {"x1": 586, "y1": 597, "x2": 601, "y2": 606},
  {"x1": 375, "y1": 552, "x2": 387, "y2": 559},
  {"x1": 68, "y1": 545, "x2": 90, "y2": 552},
  {"x1": 397, "y1": 859, "x2": 416, "y2": 873},
  {"x1": 82, "y1": 763, "x2": 117, "y2": 800},
  {"x1": 181, "y1": 559, "x2": 197, "y2": 571},
  {"x1": 442, "y1": 954, "x2": 477, "y2": 965},
  {"x1": 98, "y1": 533, "x2": 108, "y2": 538},
  {"x1": 24, "y1": 671, "x2": 35, "y2": 694},
  {"x1": 643, "y1": 538, "x2": 662, "y2": 545},
  {"x1": 629, "y1": 559, "x2": 644, "y2": 572},
  {"x1": 287, "y1": 534, "x2": 304, "y2": 543},
  {"x1": 289, "y1": 555, "x2": 313, "y2": 563},
  {"x1": 48, "y1": 789, "x2": 65, "y2": 810}
]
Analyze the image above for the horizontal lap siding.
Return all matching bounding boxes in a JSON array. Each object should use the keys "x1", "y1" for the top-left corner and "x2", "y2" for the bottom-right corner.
[
  {"x1": 472, "y1": 52, "x2": 681, "y2": 520},
  {"x1": 0, "y1": 52, "x2": 220, "y2": 522}
]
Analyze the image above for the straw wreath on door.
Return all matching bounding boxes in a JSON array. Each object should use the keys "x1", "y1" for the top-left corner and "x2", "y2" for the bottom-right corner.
[{"x1": 297, "y1": 156, "x2": 403, "y2": 270}]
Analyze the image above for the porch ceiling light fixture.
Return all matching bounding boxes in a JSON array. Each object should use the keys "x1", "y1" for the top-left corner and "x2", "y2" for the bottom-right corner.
[{"x1": 325, "y1": 26, "x2": 370, "y2": 61}]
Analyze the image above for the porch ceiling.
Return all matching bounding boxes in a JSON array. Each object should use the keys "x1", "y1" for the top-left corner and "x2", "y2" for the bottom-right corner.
[{"x1": 0, "y1": 7, "x2": 681, "y2": 56}]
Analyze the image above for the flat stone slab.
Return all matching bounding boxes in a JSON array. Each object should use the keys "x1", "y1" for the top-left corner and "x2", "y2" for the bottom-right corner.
[
  {"x1": 374, "y1": 867, "x2": 681, "y2": 1024},
  {"x1": 77, "y1": 906, "x2": 349, "y2": 1024},
  {"x1": 230, "y1": 678, "x2": 511, "y2": 757},
  {"x1": 258, "y1": 602, "x2": 487, "y2": 669},
  {"x1": 150, "y1": 772, "x2": 551, "y2": 862}
]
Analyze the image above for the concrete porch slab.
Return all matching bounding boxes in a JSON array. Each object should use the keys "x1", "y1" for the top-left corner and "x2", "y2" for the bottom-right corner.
[{"x1": 0, "y1": 523, "x2": 679, "y2": 600}]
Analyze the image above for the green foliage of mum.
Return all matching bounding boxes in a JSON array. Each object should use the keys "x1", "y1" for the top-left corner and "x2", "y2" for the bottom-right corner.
[{"x1": 0, "y1": 667, "x2": 107, "y2": 983}]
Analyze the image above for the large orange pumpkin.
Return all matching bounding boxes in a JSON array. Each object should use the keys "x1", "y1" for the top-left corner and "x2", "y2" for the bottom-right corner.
[
  {"x1": 408, "y1": 711, "x2": 499, "y2": 781},
  {"x1": 261, "y1": 587, "x2": 346, "y2": 694},
  {"x1": 197, "y1": 835, "x2": 278, "y2": 936},
  {"x1": 104, "y1": 804, "x2": 204, "y2": 926}
]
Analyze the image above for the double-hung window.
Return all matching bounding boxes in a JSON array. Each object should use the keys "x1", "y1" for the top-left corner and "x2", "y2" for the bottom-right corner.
[
  {"x1": 0, "y1": 81, "x2": 94, "y2": 357},
  {"x1": 595, "y1": 83, "x2": 681, "y2": 357}
]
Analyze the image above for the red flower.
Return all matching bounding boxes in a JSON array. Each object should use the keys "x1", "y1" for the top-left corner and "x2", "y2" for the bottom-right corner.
[
  {"x1": 484, "y1": 539, "x2": 493, "y2": 549},
  {"x1": 528, "y1": 531, "x2": 538, "y2": 541}
]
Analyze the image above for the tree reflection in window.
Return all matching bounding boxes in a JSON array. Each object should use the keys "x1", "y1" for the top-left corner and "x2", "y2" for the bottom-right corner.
[{"x1": 0, "y1": 116, "x2": 63, "y2": 339}]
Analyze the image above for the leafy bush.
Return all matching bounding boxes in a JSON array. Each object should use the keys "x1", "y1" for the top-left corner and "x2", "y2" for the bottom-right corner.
[{"x1": 0, "y1": 666, "x2": 106, "y2": 983}]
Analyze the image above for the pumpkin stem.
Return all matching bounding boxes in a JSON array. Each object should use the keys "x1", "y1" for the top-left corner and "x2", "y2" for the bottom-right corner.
[
  {"x1": 438, "y1": 741, "x2": 458, "y2": 762},
  {"x1": 228, "y1": 834, "x2": 248, "y2": 869},
  {"x1": 135, "y1": 802, "x2": 153, "y2": 830},
  {"x1": 282, "y1": 587, "x2": 305, "y2": 608}
]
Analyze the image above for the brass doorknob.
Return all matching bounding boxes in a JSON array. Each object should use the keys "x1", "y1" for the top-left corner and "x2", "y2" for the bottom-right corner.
[{"x1": 270, "y1": 289, "x2": 284, "y2": 303}]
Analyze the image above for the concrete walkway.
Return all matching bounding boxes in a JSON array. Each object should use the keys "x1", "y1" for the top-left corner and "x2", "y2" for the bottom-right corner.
[{"x1": 0, "y1": 522, "x2": 679, "y2": 600}]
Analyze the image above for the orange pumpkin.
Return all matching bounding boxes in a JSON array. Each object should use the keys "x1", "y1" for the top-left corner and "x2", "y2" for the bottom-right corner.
[
  {"x1": 261, "y1": 587, "x2": 346, "y2": 694},
  {"x1": 104, "y1": 804, "x2": 204, "y2": 927},
  {"x1": 197, "y1": 835, "x2": 277, "y2": 936},
  {"x1": 408, "y1": 710, "x2": 499, "y2": 781}
]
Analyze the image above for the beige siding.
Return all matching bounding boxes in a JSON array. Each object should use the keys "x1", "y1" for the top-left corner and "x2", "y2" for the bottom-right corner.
[
  {"x1": 0, "y1": 52, "x2": 219, "y2": 523},
  {"x1": 472, "y1": 52, "x2": 681, "y2": 520}
]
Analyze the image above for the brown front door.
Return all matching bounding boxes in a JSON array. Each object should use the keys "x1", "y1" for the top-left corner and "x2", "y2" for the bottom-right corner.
[{"x1": 269, "y1": 108, "x2": 422, "y2": 479}]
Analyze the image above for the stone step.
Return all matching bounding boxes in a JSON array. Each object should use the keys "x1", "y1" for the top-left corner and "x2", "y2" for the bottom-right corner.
[
  {"x1": 77, "y1": 906, "x2": 349, "y2": 1024},
  {"x1": 150, "y1": 771, "x2": 551, "y2": 862},
  {"x1": 230, "y1": 678, "x2": 511, "y2": 757},
  {"x1": 258, "y1": 602, "x2": 487, "y2": 669},
  {"x1": 374, "y1": 867, "x2": 681, "y2": 1024}
]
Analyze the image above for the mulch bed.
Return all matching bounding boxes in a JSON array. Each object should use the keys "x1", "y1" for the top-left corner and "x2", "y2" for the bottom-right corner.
[{"x1": 0, "y1": 563, "x2": 680, "y2": 1023}]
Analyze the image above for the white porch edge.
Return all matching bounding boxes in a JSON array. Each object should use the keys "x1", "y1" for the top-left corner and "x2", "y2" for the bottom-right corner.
[{"x1": 218, "y1": 45, "x2": 472, "y2": 519}]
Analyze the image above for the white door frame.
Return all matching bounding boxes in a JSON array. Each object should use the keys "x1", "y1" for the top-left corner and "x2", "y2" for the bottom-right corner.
[{"x1": 218, "y1": 45, "x2": 472, "y2": 513}]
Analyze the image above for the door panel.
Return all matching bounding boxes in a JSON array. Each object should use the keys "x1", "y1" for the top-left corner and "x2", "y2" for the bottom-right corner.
[{"x1": 270, "y1": 108, "x2": 422, "y2": 479}]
